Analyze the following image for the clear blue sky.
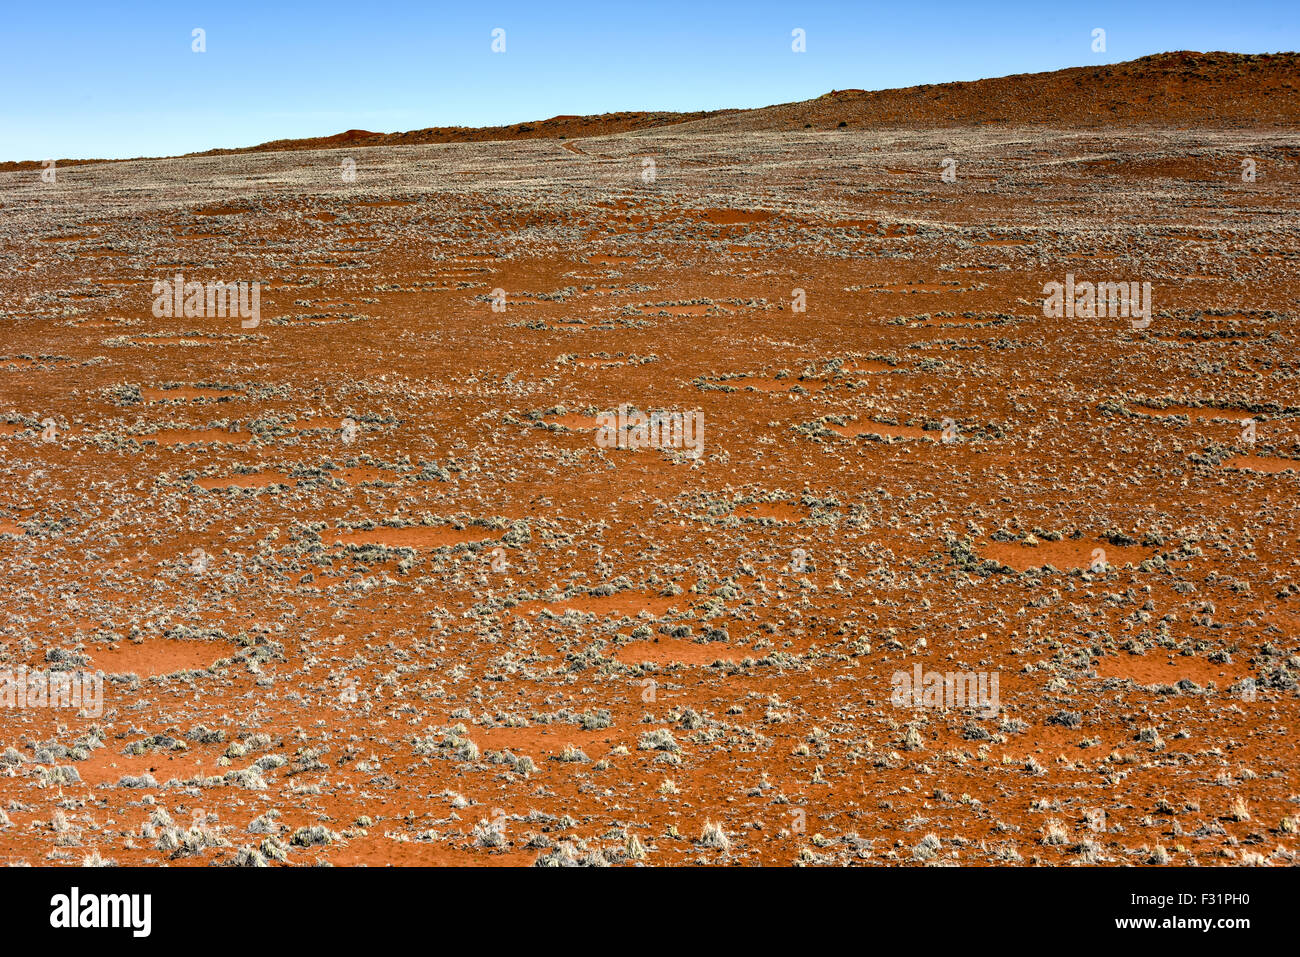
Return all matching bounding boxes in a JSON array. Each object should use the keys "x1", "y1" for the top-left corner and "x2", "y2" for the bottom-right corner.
[{"x1": 2, "y1": 0, "x2": 1295, "y2": 161}]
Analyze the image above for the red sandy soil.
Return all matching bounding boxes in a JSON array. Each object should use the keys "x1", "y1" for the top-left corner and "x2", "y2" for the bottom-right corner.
[{"x1": 0, "y1": 52, "x2": 1298, "y2": 868}]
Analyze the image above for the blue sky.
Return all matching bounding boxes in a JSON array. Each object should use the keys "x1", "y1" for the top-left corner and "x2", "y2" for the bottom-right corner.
[{"x1": 2, "y1": 0, "x2": 1295, "y2": 161}]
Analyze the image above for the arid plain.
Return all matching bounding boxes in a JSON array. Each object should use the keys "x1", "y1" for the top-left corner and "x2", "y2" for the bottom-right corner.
[{"x1": 2, "y1": 53, "x2": 1299, "y2": 866}]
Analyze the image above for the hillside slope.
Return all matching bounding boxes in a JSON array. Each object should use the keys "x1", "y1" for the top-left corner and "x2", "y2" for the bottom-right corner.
[
  {"x1": 681, "y1": 52, "x2": 1299, "y2": 132},
  {"x1": 4, "y1": 51, "x2": 1295, "y2": 170}
]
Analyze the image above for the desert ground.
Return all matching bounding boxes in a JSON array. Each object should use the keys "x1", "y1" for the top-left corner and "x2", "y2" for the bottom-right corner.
[{"x1": 1, "y1": 54, "x2": 1298, "y2": 866}]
